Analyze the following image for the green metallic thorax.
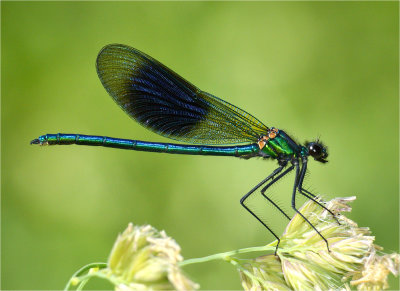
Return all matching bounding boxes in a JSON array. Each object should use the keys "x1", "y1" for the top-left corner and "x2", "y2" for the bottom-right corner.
[{"x1": 260, "y1": 131, "x2": 298, "y2": 159}]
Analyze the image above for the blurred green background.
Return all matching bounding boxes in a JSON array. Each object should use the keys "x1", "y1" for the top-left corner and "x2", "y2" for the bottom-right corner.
[{"x1": 2, "y1": 2, "x2": 398, "y2": 290}]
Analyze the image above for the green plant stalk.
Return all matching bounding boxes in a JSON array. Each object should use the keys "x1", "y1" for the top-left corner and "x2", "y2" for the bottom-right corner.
[
  {"x1": 64, "y1": 262, "x2": 107, "y2": 291},
  {"x1": 179, "y1": 244, "x2": 276, "y2": 267}
]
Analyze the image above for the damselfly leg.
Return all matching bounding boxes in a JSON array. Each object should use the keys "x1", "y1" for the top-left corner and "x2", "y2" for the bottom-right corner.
[{"x1": 297, "y1": 159, "x2": 340, "y2": 225}]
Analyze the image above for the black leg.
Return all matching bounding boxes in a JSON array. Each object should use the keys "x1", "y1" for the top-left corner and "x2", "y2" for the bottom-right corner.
[
  {"x1": 260, "y1": 166, "x2": 294, "y2": 221},
  {"x1": 292, "y1": 161, "x2": 330, "y2": 251},
  {"x1": 297, "y1": 160, "x2": 340, "y2": 225},
  {"x1": 240, "y1": 166, "x2": 285, "y2": 252}
]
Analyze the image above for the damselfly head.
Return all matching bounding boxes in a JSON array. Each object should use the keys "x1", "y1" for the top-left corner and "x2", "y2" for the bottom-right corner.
[{"x1": 306, "y1": 140, "x2": 328, "y2": 163}]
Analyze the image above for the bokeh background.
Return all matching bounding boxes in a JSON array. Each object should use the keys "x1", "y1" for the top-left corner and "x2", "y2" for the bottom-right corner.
[{"x1": 2, "y1": 2, "x2": 398, "y2": 290}]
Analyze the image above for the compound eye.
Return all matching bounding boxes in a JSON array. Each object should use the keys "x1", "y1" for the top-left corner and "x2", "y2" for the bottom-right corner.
[{"x1": 309, "y1": 143, "x2": 322, "y2": 158}]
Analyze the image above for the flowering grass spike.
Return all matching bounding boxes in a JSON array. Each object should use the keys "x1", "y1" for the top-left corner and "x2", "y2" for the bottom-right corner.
[
  {"x1": 66, "y1": 224, "x2": 198, "y2": 291},
  {"x1": 238, "y1": 197, "x2": 400, "y2": 290},
  {"x1": 65, "y1": 197, "x2": 398, "y2": 291}
]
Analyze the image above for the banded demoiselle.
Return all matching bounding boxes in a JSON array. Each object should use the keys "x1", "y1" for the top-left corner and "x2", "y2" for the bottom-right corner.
[{"x1": 31, "y1": 44, "x2": 338, "y2": 251}]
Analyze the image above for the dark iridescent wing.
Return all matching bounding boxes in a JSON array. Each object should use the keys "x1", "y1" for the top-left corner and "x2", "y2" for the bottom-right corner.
[{"x1": 96, "y1": 44, "x2": 268, "y2": 144}]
